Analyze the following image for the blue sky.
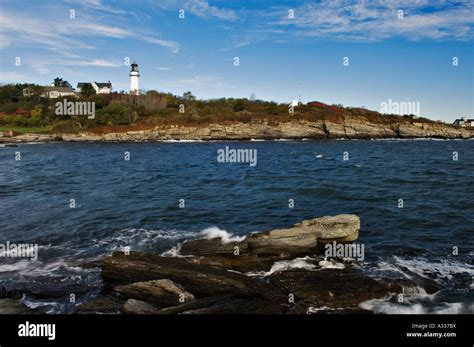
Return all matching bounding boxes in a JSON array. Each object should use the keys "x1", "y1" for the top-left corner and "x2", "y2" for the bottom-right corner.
[{"x1": 0, "y1": 0, "x2": 472, "y2": 122}]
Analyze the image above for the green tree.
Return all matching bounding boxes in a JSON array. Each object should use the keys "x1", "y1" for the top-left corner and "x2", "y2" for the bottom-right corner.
[
  {"x1": 233, "y1": 99, "x2": 245, "y2": 112},
  {"x1": 182, "y1": 91, "x2": 196, "y2": 101}
]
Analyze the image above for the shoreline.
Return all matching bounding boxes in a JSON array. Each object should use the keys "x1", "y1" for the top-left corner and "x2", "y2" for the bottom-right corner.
[{"x1": 1, "y1": 119, "x2": 472, "y2": 144}]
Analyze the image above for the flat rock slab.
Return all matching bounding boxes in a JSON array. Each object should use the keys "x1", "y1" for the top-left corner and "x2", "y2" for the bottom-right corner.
[{"x1": 101, "y1": 252, "x2": 287, "y2": 303}]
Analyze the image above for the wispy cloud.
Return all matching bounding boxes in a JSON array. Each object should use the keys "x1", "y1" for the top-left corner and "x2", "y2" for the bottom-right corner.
[
  {"x1": 183, "y1": 0, "x2": 238, "y2": 21},
  {"x1": 142, "y1": 36, "x2": 180, "y2": 53},
  {"x1": 69, "y1": 59, "x2": 123, "y2": 67},
  {"x1": 272, "y1": 0, "x2": 474, "y2": 41}
]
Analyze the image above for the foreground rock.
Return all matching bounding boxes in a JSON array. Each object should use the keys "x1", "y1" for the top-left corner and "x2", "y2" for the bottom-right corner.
[
  {"x1": 93, "y1": 214, "x2": 430, "y2": 314},
  {"x1": 101, "y1": 252, "x2": 286, "y2": 304}
]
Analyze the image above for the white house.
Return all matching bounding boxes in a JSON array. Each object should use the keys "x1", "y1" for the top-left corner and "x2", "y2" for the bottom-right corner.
[
  {"x1": 453, "y1": 117, "x2": 474, "y2": 127},
  {"x1": 76, "y1": 81, "x2": 112, "y2": 94},
  {"x1": 40, "y1": 86, "x2": 76, "y2": 99}
]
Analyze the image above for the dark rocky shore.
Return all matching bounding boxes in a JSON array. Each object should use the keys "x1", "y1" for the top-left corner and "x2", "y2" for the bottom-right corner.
[
  {"x1": 1, "y1": 118, "x2": 473, "y2": 143},
  {"x1": 0, "y1": 214, "x2": 439, "y2": 314}
]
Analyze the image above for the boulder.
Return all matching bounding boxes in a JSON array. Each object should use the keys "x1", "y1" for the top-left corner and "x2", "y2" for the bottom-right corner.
[
  {"x1": 115, "y1": 279, "x2": 194, "y2": 307},
  {"x1": 247, "y1": 227, "x2": 318, "y2": 256},
  {"x1": 246, "y1": 214, "x2": 360, "y2": 256},
  {"x1": 296, "y1": 214, "x2": 360, "y2": 243}
]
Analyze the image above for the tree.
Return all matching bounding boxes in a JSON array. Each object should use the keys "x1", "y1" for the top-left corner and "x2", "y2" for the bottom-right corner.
[
  {"x1": 31, "y1": 105, "x2": 43, "y2": 118},
  {"x1": 53, "y1": 77, "x2": 72, "y2": 88},
  {"x1": 80, "y1": 83, "x2": 96, "y2": 97},
  {"x1": 233, "y1": 99, "x2": 245, "y2": 112},
  {"x1": 182, "y1": 91, "x2": 196, "y2": 101}
]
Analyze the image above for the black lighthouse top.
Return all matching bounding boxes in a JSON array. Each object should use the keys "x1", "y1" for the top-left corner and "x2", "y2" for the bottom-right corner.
[{"x1": 130, "y1": 62, "x2": 139, "y2": 72}]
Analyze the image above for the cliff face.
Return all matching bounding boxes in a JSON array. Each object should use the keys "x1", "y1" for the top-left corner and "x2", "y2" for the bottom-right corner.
[{"x1": 3, "y1": 116, "x2": 472, "y2": 142}]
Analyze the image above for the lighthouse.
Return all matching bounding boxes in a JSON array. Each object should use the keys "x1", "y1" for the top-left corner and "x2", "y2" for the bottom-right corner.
[{"x1": 130, "y1": 61, "x2": 140, "y2": 95}]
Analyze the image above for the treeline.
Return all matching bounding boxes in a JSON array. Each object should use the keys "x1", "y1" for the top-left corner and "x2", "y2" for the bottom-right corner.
[{"x1": 0, "y1": 83, "x2": 427, "y2": 133}]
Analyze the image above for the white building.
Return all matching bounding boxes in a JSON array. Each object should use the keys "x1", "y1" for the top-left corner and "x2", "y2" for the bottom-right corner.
[
  {"x1": 40, "y1": 86, "x2": 76, "y2": 99},
  {"x1": 76, "y1": 81, "x2": 112, "y2": 94},
  {"x1": 130, "y1": 62, "x2": 140, "y2": 95},
  {"x1": 453, "y1": 117, "x2": 474, "y2": 127}
]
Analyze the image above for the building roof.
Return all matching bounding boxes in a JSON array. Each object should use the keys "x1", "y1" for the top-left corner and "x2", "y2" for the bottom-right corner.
[
  {"x1": 95, "y1": 82, "x2": 112, "y2": 88},
  {"x1": 77, "y1": 82, "x2": 92, "y2": 88},
  {"x1": 43, "y1": 86, "x2": 74, "y2": 92}
]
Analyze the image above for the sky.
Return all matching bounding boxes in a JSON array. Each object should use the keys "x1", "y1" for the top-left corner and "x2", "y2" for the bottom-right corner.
[{"x1": 0, "y1": 0, "x2": 472, "y2": 122}]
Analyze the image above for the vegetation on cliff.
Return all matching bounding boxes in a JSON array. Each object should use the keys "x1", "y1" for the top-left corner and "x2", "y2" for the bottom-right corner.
[{"x1": 0, "y1": 83, "x2": 440, "y2": 134}]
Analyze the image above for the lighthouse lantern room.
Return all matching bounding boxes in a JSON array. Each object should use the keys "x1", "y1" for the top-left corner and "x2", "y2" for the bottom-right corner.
[{"x1": 130, "y1": 61, "x2": 140, "y2": 95}]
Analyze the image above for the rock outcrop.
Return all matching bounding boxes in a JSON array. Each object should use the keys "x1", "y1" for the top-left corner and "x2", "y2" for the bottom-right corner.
[
  {"x1": 180, "y1": 214, "x2": 360, "y2": 259},
  {"x1": 2, "y1": 117, "x2": 472, "y2": 143}
]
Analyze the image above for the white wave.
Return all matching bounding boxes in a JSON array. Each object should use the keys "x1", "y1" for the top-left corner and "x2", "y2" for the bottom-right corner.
[
  {"x1": 360, "y1": 299, "x2": 474, "y2": 314},
  {"x1": 318, "y1": 258, "x2": 345, "y2": 269},
  {"x1": 0, "y1": 259, "x2": 90, "y2": 277},
  {"x1": 250, "y1": 138, "x2": 265, "y2": 142},
  {"x1": 315, "y1": 154, "x2": 323, "y2": 158},
  {"x1": 307, "y1": 306, "x2": 334, "y2": 314},
  {"x1": 378, "y1": 256, "x2": 474, "y2": 284},
  {"x1": 161, "y1": 244, "x2": 193, "y2": 258},
  {"x1": 247, "y1": 256, "x2": 316, "y2": 277},
  {"x1": 93, "y1": 228, "x2": 197, "y2": 252},
  {"x1": 200, "y1": 227, "x2": 246, "y2": 244},
  {"x1": 162, "y1": 139, "x2": 204, "y2": 142}
]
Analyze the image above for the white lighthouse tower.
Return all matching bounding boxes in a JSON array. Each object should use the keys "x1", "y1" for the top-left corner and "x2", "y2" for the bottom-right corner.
[{"x1": 130, "y1": 61, "x2": 140, "y2": 95}]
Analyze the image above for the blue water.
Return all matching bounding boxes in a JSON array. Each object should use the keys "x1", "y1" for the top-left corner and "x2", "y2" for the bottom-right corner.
[{"x1": 0, "y1": 140, "x2": 473, "y2": 313}]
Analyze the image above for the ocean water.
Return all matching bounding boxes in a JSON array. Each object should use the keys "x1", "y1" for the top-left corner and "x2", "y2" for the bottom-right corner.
[{"x1": 0, "y1": 139, "x2": 473, "y2": 313}]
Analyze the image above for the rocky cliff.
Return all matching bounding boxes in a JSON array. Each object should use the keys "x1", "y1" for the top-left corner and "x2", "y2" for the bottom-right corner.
[{"x1": 2, "y1": 116, "x2": 472, "y2": 143}]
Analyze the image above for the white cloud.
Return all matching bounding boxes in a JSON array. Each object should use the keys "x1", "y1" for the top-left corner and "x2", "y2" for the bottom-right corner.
[
  {"x1": 70, "y1": 59, "x2": 123, "y2": 67},
  {"x1": 273, "y1": 0, "x2": 474, "y2": 41},
  {"x1": 184, "y1": 0, "x2": 238, "y2": 21},
  {"x1": 142, "y1": 36, "x2": 180, "y2": 53}
]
